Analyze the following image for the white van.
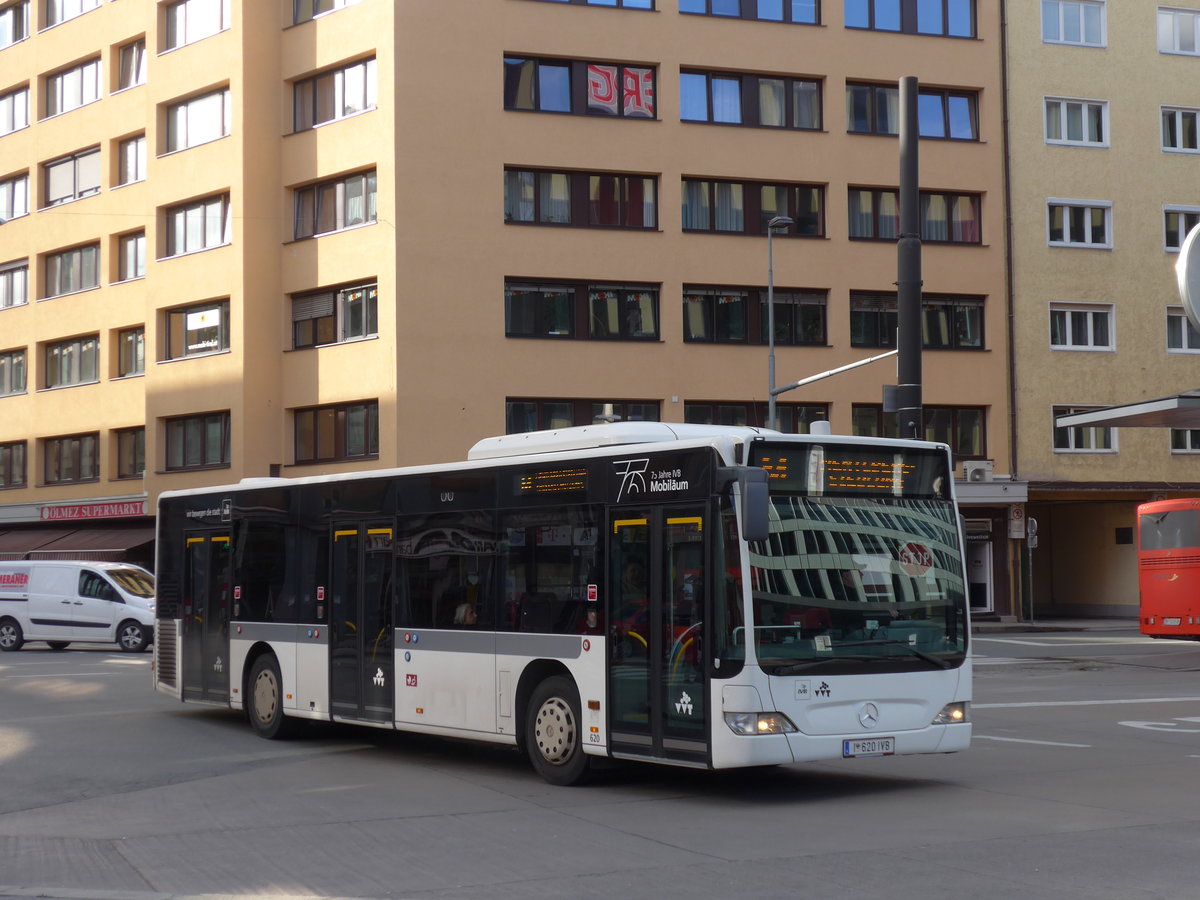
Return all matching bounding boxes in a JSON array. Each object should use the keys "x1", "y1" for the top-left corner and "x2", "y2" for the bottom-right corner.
[{"x1": 0, "y1": 561, "x2": 155, "y2": 653}]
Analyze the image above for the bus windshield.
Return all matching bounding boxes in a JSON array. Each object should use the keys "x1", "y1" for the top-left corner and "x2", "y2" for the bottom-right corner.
[
  {"x1": 1140, "y1": 509, "x2": 1200, "y2": 550},
  {"x1": 746, "y1": 493, "x2": 968, "y2": 673}
]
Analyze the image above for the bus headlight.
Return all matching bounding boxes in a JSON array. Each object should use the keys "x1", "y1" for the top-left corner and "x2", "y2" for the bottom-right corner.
[
  {"x1": 931, "y1": 702, "x2": 970, "y2": 725},
  {"x1": 724, "y1": 712, "x2": 798, "y2": 735}
]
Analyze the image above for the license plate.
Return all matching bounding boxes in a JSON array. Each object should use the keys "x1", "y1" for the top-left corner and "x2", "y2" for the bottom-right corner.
[
  {"x1": 843, "y1": 737, "x2": 895, "y2": 758},
  {"x1": 1164, "y1": 617, "x2": 1182, "y2": 626}
]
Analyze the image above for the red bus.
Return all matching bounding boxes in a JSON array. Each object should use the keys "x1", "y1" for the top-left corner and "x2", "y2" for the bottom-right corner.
[{"x1": 1137, "y1": 498, "x2": 1200, "y2": 640}]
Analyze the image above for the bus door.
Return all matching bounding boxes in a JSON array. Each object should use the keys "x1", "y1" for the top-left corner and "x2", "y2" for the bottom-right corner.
[
  {"x1": 609, "y1": 505, "x2": 709, "y2": 764},
  {"x1": 329, "y1": 522, "x2": 394, "y2": 724},
  {"x1": 181, "y1": 532, "x2": 231, "y2": 703}
]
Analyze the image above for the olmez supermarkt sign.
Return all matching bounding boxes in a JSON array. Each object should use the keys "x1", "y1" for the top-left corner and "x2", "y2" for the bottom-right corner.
[{"x1": 40, "y1": 501, "x2": 148, "y2": 521}]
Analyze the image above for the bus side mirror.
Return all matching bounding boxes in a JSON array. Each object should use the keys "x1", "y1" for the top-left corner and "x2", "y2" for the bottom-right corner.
[{"x1": 720, "y1": 467, "x2": 769, "y2": 543}]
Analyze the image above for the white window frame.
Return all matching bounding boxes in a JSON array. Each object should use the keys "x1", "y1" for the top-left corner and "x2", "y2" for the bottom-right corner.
[
  {"x1": 0, "y1": 1, "x2": 29, "y2": 49},
  {"x1": 0, "y1": 259, "x2": 27, "y2": 308},
  {"x1": 43, "y1": 58, "x2": 100, "y2": 118},
  {"x1": 293, "y1": 0, "x2": 363, "y2": 26},
  {"x1": 0, "y1": 347, "x2": 25, "y2": 396},
  {"x1": 163, "y1": 0, "x2": 231, "y2": 51},
  {"x1": 1170, "y1": 427, "x2": 1200, "y2": 453},
  {"x1": 117, "y1": 38, "x2": 146, "y2": 91},
  {"x1": 293, "y1": 170, "x2": 377, "y2": 239},
  {"x1": 165, "y1": 88, "x2": 230, "y2": 152},
  {"x1": 1049, "y1": 302, "x2": 1114, "y2": 351},
  {"x1": 1164, "y1": 205, "x2": 1200, "y2": 252},
  {"x1": 0, "y1": 171, "x2": 27, "y2": 220},
  {"x1": 164, "y1": 194, "x2": 231, "y2": 257},
  {"x1": 1042, "y1": 0, "x2": 1106, "y2": 47},
  {"x1": 1053, "y1": 405, "x2": 1117, "y2": 453},
  {"x1": 1043, "y1": 96, "x2": 1108, "y2": 147},
  {"x1": 1167, "y1": 307, "x2": 1200, "y2": 353},
  {"x1": 1159, "y1": 6, "x2": 1200, "y2": 55},
  {"x1": 41, "y1": 147, "x2": 99, "y2": 208},
  {"x1": 117, "y1": 231, "x2": 145, "y2": 282},
  {"x1": 1047, "y1": 198, "x2": 1112, "y2": 249},
  {"x1": 0, "y1": 86, "x2": 28, "y2": 135},
  {"x1": 292, "y1": 57, "x2": 377, "y2": 132},
  {"x1": 43, "y1": 0, "x2": 99, "y2": 29},
  {"x1": 116, "y1": 134, "x2": 146, "y2": 185},
  {"x1": 1162, "y1": 105, "x2": 1200, "y2": 153}
]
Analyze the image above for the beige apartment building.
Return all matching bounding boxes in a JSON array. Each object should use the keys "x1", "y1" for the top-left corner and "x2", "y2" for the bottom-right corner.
[
  {"x1": 1008, "y1": 0, "x2": 1200, "y2": 617},
  {"x1": 0, "y1": 0, "x2": 1022, "y2": 614}
]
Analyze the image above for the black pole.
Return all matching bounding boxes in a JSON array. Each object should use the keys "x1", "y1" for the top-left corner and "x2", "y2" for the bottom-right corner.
[{"x1": 897, "y1": 75, "x2": 923, "y2": 440}]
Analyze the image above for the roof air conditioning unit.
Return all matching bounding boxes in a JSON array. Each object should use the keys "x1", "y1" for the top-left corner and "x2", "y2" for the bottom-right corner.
[{"x1": 964, "y1": 460, "x2": 994, "y2": 483}]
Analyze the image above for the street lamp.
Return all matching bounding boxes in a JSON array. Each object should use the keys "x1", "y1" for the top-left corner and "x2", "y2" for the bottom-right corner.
[{"x1": 766, "y1": 215, "x2": 794, "y2": 431}]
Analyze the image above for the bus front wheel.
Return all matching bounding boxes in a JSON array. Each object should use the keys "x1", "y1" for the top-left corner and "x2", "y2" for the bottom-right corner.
[
  {"x1": 525, "y1": 675, "x2": 590, "y2": 786},
  {"x1": 247, "y1": 654, "x2": 295, "y2": 740}
]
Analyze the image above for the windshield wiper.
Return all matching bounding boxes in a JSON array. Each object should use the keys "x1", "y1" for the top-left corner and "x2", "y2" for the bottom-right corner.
[{"x1": 764, "y1": 641, "x2": 955, "y2": 675}]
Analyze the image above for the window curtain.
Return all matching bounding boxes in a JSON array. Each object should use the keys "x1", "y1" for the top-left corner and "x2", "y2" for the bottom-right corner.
[
  {"x1": 714, "y1": 182, "x2": 743, "y2": 232},
  {"x1": 682, "y1": 181, "x2": 710, "y2": 230},
  {"x1": 921, "y1": 194, "x2": 949, "y2": 241}
]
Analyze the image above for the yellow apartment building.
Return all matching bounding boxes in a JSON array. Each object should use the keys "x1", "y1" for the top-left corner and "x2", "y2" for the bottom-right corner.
[
  {"x1": 1008, "y1": 0, "x2": 1200, "y2": 617},
  {"x1": 0, "y1": 0, "x2": 1023, "y2": 615}
]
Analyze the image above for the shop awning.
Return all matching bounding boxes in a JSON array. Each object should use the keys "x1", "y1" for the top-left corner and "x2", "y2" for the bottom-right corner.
[
  {"x1": 0, "y1": 529, "x2": 78, "y2": 557},
  {"x1": 1056, "y1": 389, "x2": 1200, "y2": 429},
  {"x1": 0, "y1": 527, "x2": 155, "y2": 561}
]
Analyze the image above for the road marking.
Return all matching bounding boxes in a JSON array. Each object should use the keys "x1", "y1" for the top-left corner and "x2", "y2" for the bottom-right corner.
[
  {"x1": 974, "y1": 735, "x2": 1091, "y2": 748},
  {"x1": 974, "y1": 637, "x2": 1180, "y2": 647},
  {"x1": 0, "y1": 671, "x2": 128, "y2": 679},
  {"x1": 976, "y1": 697, "x2": 1200, "y2": 708}
]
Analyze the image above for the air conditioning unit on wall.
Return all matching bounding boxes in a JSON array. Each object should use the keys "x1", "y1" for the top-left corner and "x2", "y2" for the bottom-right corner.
[{"x1": 964, "y1": 460, "x2": 994, "y2": 482}]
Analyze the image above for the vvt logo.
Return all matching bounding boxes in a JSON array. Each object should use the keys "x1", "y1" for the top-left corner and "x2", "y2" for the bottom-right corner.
[
  {"x1": 613, "y1": 458, "x2": 649, "y2": 501},
  {"x1": 373, "y1": 668, "x2": 386, "y2": 687},
  {"x1": 815, "y1": 681, "x2": 831, "y2": 698},
  {"x1": 675, "y1": 691, "x2": 694, "y2": 715}
]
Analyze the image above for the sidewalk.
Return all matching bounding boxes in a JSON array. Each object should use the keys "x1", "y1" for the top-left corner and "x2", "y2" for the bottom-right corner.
[{"x1": 972, "y1": 617, "x2": 1136, "y2": 634}]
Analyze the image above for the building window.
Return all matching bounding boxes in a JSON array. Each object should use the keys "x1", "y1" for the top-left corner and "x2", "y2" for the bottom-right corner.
[
  {"x1": 44, "y1": 244, "x2": 99, "y2": 297},
  {"x1": 1159, "y1": 7, "x2": 1200, "y2": 54},
  {"x1": 42, "y1": 147, "x2": 99, "y2": 207},
  {"x1": 1167, "y1": 308, "x2": 1200, "y2": 352},
  {"x1": 1042, "y1": 0, "x2": 1104, "y2": 46},
  {"x1": 685, "y1": 401, "x2": 828, "y2": 432},
  {"x1": 44, "y1": 433, "x2": 98, "y2": 483},
  {"x1": 294, "y1": 400, "x2": 379, "y2": 464},
  {"x1": 0, "y1": 86, "x2": 26, "y2": 135},
  {"x1": 0, "y1": 259, "x2": 27, "y2": 308},
  {"x1": 683, "y1": 285, "x2": 827, "y2": 345},
  {"x1": 1049, "y1": 303, "x2": 1113, "y2": 350},
  {"x1": 1163, "y1": 106, "x2": 1200, "y2": 153},
  {"x1": 294, "y1": 57, "x2": 376, "y2": 131},
  {"x1": 506, "y1": 398, "x2": 661, "y2": 433},
  {"x1": 0, "y1": 440, "x2": 24, "y2": 487},
  {"x1": 0, "y1": 347, "x2": 24, "y2": 395},
  {"x1": 1047, "y1": 200, "x2": 1111, "y2": 248},
  {"x1": 682, "y1": 179, "x2": 823, "y2": 235},
  {"x1": 681, "y1": 70, "x2": 820, "y2": 129},
  {"x1": 0, "y1": 2, "x2": 28, "y2": 49},
  {"x1": 505, "y1": 57, "x2": 655, "y2": 118},
  {"x1": 844, "y1": 0, "x2": 973, "y2": 35},
  {"x1": 504, "y1": 168, "x2": 657, "y2": 229},
  {"x1": 852, "y1": 404, "x2": 985, "y2": 457},
  {"x1": 846, "y1": 82, "x2": 978, "y2": 140},
  {"x1": 44, "y1": 335, "x2": 98, "y2": 388},
  {"x1": 1165, "y1": 206, "x2": 1200, "y2": 251},
  {"x1": 165, "y1": 88, "x2": 230, "y2": 152},
  {"x1": 43, "y1": 58, "x2": 100, "y2": 117},
  {"x1": 849, "y1": 188, "x2": 981, "y2": 243},
  {"x1": 1053, "y1": 406, "x2": 1114, "y2": 452},
  {"x1": 165, "y1": 411, "x2": 230, "y2": 470},
  {"x1": 117, "y1": 231, "x2": 146, "y2": 281},
  {"x1": 850, "y1": 291, "x2": 984, "y2": 350},
  {"x1": 165, "y1": 194, "x2": 231, "y2": 256},
  {"x1": 115, "y1": 427, "x2": 144, "y2": 478},
  {"x1": 294, "y1": 170, "x2": 377, "y2": 239},
  {"x1": 165, "y1": 299, "x2": 229, "y2": 359},
  {"x1": 1044, "y1": 97, "x2": 1106, "y2": 147},
  {"x1": 0, "y1": 172, "x2": 27, "y2": 220},
  {"x1": 679, "y1": 0, "x2": 815, "y2": 22},
  {"x1": 292, "y1": 281, "x2": 377, "y2": 348},
  {"x1": 505, "y1": 280, "x2": 659, "y2": 341},
  {"x1": 164, "y1": 0, "x2": 231, "y2": 50},
  {"x1": 1171, "y1": 428, "x2": 1200, "y2": 452},
  {"x1": 536, "y1": 0, "x2": 653, "y2": 6},
  {"x1": 117, "y1": 326, "x2": 144, "y2": 375},
  {"x1": 117, "y1": 134, "x2": 146, "y2": 185},
  {"x1": 44, "y1": 0, "x2": 98, "y2": 28},
  {"x1": 293, "y1": 0, "x2": 363, "y2": 24},
  {"x1": 117, "y1": 38, "x2": 146, "y2": 90}
]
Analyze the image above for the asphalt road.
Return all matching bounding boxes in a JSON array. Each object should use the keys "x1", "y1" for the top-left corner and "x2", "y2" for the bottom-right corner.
[{"x1": 1, "y1": 628, "x2": 1198, "y2": 900}]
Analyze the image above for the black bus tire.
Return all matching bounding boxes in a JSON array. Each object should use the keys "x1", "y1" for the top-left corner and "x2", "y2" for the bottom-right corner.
[
  {"x1": 247, "y1": 654, "x2": 296, "y2": 739},
  {"x1": 525, "y1": 675, "x2": 591, "y2": 786}
]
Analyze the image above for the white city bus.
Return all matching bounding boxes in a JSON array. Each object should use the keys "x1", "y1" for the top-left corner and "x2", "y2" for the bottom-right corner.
[{"x1": 153, "y1": 423, "x2": 970, "y2": 784}]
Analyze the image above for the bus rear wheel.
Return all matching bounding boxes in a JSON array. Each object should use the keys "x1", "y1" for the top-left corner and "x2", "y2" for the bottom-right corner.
[
  {"x1": 525, "y1": 675, "x2": 590, "y2": 786},
  {"x1": 247, "y1": 654, "x2": 296, "y2": 740}
]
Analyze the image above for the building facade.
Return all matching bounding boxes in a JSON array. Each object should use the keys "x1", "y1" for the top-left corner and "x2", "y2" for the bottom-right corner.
[
  {"x1": 0, "y1": 0, "x2": 1022, "y2": 614},
  {"x1": 1008, "y1": 0, "x2": 1200, "y2": 617}
]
